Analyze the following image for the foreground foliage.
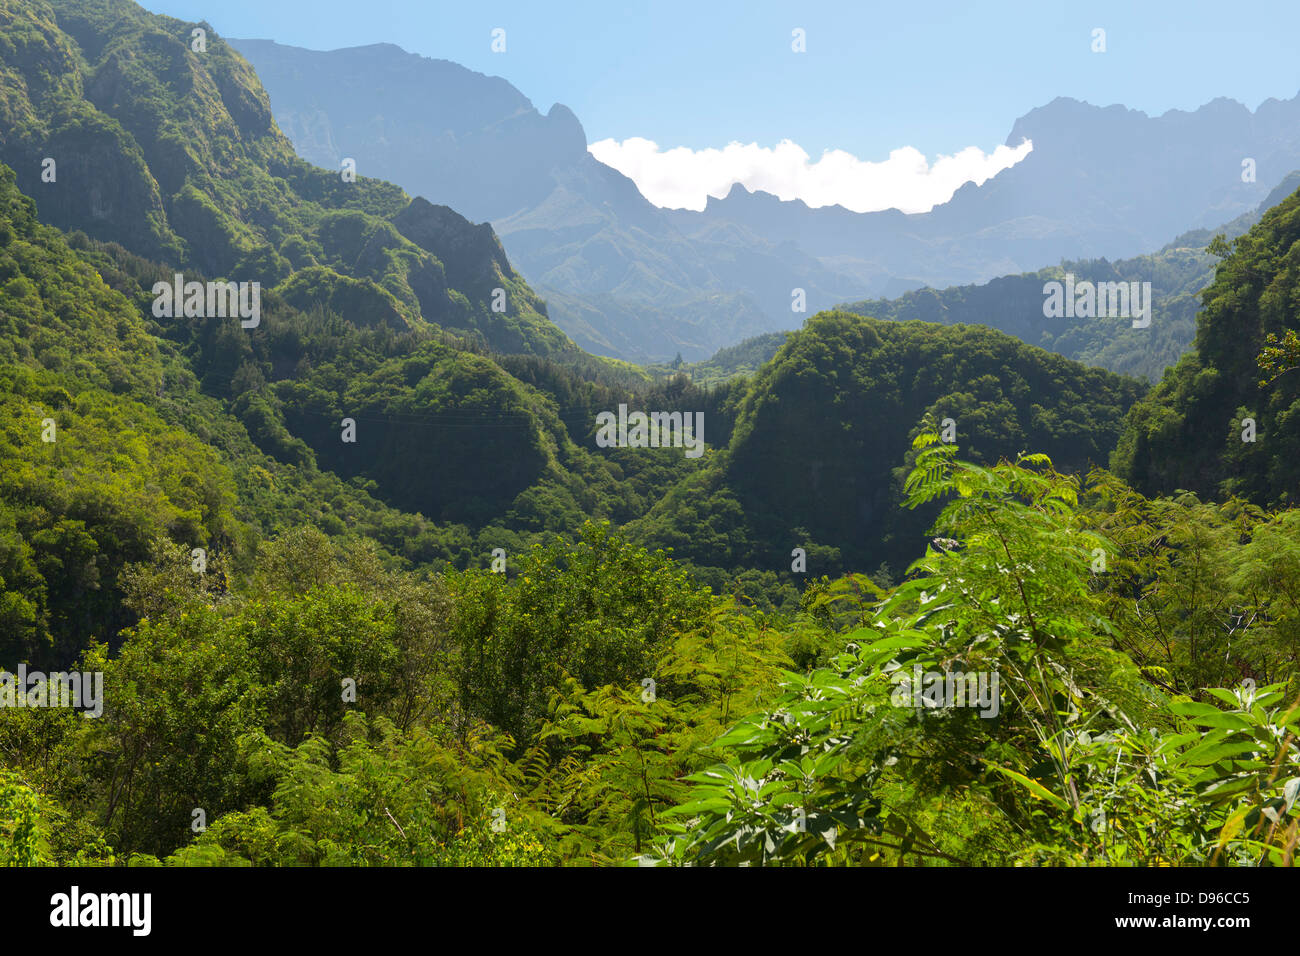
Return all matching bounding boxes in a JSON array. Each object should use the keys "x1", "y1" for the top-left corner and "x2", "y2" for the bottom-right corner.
[
  {"x1": 648, "y1": 434, "x2": 1299, "y2": 865},
  {"x1": 4, "y1": 438, "x2": 1297, "y2": 867}
]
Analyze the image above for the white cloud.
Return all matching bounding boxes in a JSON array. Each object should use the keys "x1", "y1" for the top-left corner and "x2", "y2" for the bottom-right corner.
[{"x1": 587, "y1": 137, "x2": 1033, "y2": 214}]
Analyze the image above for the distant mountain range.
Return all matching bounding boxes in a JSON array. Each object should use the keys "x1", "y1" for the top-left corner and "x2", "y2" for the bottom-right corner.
[
  {"x1": 230, "y1": 39, "x2": 857, "y2": 364},
  {"x1": 838, "y1": 171, "x2": 1300, "y2": 382},
  {"x1": 231, "y1": 38, "x2": 1300, "y2": 365},
  {"x1": 676, "y1": 95, "x2": 1300, "y2": 285}
]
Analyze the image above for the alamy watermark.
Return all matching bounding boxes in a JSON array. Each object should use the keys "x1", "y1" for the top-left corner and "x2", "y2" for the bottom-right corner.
[
  {"x1": 1042, "y1": 274, "x2": 1151, "y2": 328},
  {"x1": 152, "y1": 273, "x2": 260, "y2": 328},
  {"x1": 890, "y1": 664, "x2": 1000, "y2": 718},
  {"x1": 1, "y1": 664, "x2": 103, "y2": 718},
  {"x1": 595, "y1": 404, "x2": 705, "y2": 458},
  {"x1": 50, "y1": 886, "x2": 150, "y2": 936}
]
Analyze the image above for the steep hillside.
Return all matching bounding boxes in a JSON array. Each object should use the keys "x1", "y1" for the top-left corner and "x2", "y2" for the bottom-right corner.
[
  {"x1": 0, "y1": 0, "x2": 566, "y2": 356},
  {"x1": 0, "y1": 161, "x2": 486, "y2": 667},
  {"x1": 1114, "y1": 179, "x2": 1300, "y2": 504},
  {"x1": 0, "y1": 145, "x2": 735, "y2": 667},
  {"x1": 0, "y1": 0, "x2": 728, "y2": 667}
]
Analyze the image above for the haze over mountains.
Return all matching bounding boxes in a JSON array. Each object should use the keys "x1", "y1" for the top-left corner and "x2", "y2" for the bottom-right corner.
[
  {"x1": 837, "y1": 171, "x2": 1300, "y2": 382},
  {"x1": 231, "y1": 39, "x2": 860, "y2": 363},
  {"x1": 233, "y1": 38, "x2": 1300, "y2": 365}
]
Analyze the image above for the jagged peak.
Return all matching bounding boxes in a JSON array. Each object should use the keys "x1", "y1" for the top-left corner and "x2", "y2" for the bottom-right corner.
[{"x1": 544, "y1": 102, "x2": 588, "y2": 149}]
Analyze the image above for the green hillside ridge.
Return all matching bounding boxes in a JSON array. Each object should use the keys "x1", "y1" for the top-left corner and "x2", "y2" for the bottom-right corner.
[
  {"x1": 0, "y1": 161, "x2": 493, "y2": 666},
  {"x1": 629, "y1": 312, "x2": 1146, "y2": 591},
  {"x1": 0, "y1": 0, "x2": 566, "y2": 356},
  {"x1": 0, "y1": 152, "x2": 744, "y2": 665},
  {"x1": 838, "y1": 172, "x2": 1300, "y2": 383},
  {"x1": 1114, "y1": 176, "x2": 1300, "y2": 505}
]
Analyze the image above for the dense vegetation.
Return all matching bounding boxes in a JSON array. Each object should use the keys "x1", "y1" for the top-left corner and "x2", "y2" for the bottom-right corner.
[
  {"x1": 629, "y1": 313, "x2": 1144, "y2": 593},
  {"x1": 652, "y1": 438, "x2": 1300, "y2": 866},
  {"x1": 1, "y1": 0, "x2": 1298, "y2": 868},
  {"x1": 0, "y1": 0, "x2": 566, "y2": 356},
  {"x1": 1115, "y1": 181, "x2": 1300, "y2": 505},
  {"x1": 840, "y1": 172, "x2": 1300, "y2": 383},
  {"x1": 6, "y1": 434, "x2": 1298, "y2": 866}
]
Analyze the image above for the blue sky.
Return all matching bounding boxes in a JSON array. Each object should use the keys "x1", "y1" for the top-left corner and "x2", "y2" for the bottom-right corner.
[
  {"x1": 144, "y1": 0, "x2": 1300, "y2": 156},
  {"x1": 142, "y1": 0, "x2": 1300, "y2": 211}
]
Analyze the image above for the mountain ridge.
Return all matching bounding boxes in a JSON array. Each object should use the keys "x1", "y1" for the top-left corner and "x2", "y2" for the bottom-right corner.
[
  {"x1": 0, "y1": 3, "x2": 569, "y2": 357},
  {"x1": 230, "y1": 36, "x2": 1300, "y2": 363}
]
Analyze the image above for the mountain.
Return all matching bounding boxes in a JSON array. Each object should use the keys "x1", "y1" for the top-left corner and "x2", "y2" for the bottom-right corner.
[
  {"x1": 0, "y1": 0, "x2": 1156, "y2": 658},
  {"x1": 2, "y1": 0, "x2": 1279, "y2": 617},
  {"x1": 0, "y1": 0, "x2": 729, "y2": 669},
  {"x1": 228, "y1": 37, "x2": 1300, "y2": 364},
  {"x1": 0, "y1": 1, "x2": 567, "y2": 357},
  {"x1": 11, "y1": 1, "x2": 1300, "y2": 874},
  {"x1": 0, "y1": 154, "x2": 496, "y2": 667},
  {"x1": 228, "y1": 38, "x2": 861, "y2": 364},
  {"x1": 838, "y1": 171, "x2": 1300, "y2": 382},
  {"x1": 679, "y1": 95, "x2": 1300, "y2": 292}
]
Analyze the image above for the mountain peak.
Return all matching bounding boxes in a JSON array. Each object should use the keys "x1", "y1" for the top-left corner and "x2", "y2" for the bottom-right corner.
[{"x1": 545, "y1": 103, "x2": 588, "y2": 149}]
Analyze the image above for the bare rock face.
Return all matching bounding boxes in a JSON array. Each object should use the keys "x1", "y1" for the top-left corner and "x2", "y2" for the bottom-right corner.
[
  {"x1": 394, "y1": 196, "x2": 513, "y2": 288},
  {"x1": 232, "y1": 39, "x2": 590, "y2": 224}
]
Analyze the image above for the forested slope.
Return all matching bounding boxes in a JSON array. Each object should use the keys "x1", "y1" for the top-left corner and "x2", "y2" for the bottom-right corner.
[
  {"x1": 0, "y1": 0, "x2": 565, "y2": 355},
  {"x1": 840, "y1": 172, "x2": 1300, "y2": 382},
  {"x1": 630, "y1": 312, "x2": 1145, "y2": 590},
  {"x1": 1115, "y1": 181, "x2": 1300, "y2": 503}
]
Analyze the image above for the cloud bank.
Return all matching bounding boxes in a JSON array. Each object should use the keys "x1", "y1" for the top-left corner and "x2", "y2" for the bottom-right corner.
[{"x1": 587, "y1": 137, "x2": 1034, "y2": 214}]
